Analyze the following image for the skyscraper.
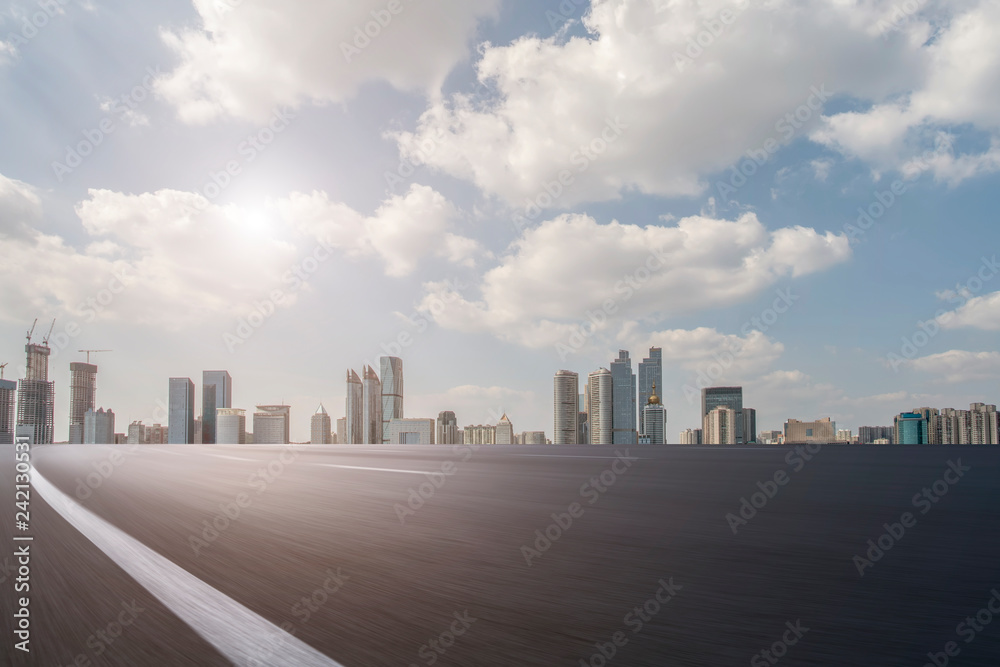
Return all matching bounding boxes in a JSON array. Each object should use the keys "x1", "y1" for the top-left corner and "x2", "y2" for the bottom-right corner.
[
  {"x1": 311, "y1": 404, "x2": 332, "y2": 444},
  {"x1": 610, "y1": 350, "x2": 637, "y2": 445},
  {"x1": 743, "y1": 408, "x2": 757, "y2": 444},
  {"x1": 83, "y1": 408, "x2": 115, "y2": 444},
  {"x1": 0, "y1": 378, "x2": 15, "y2": 445},
  {"x1": 637, "y1": 347, "x2": 662, "y2": 436},
  {"x1": 587, "y1": 368, "x2": 613, "y2": 444},
  {"x1": 68, "y1": 362, "x2": 97, "y2": 444},
  {"x1": 336, "y1": 417, "x2": 346, "y2": 445},
  {"x1": 641, "y1": 382, "x2": 667, "y2": 445},
  {"x1": 436, "y1": 411, "x2": 459, "y2": 445},
  {"x1": 216, "y1": 409, "x2": 247, "y2": 444},
  {"x1": 362, "y1": 365, "x2": 382, "y2": 445},
  {"x1": 553, "y1": 370, "x2": 579, "y2": 445},
  {"x1": 345, "y1": 370, "x2": 363, "y2": 445},
  {"x1": 168, "y1": 378, "x2": 195, "y2": 444},
  {"x1": 254, "y1": 405, "x2": 291, "y2": 444},
  {"x1": 702, "y1": 386, "x2": 744, "y2": 444},
  {"x1": 496, "y1": 413, "x2": 514, "y2": 444},
  {"x1": 704, "y1": 406, "x2": 738, "y2": 445},
  {"x1": 894, "y1": 412, "x2": 928, "y2": 445},
  {"x1": 380, "y1": 356, "x2": 403, "y2": 443},
  {"x1": 202, "y1": 370, "x2": 232, "y2": 444},
  {"x1": 17, "y1": 340, "x2": 54, "y2": 445}
]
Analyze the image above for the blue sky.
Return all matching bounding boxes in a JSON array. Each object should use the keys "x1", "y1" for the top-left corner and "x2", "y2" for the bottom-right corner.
[{"x1": 2, "y1": 0, "x2": 999, "y2": 441}]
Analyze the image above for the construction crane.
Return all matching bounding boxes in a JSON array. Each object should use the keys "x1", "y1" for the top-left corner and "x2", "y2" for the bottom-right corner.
[
  {"x1": 42, "y1": 318, "x2": 56, "y2": 346},
  {"x1": 79, "y1": 349, "x2": 113, "y2": 364},
  {"x1": 0, "y1": 363, "x2": 7, "y2": 380},
  {"x1": 26, "y1": 318, "x2": 37, "y2": 344}
]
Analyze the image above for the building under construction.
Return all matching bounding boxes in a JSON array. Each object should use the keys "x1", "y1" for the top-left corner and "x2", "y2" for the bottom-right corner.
[
  {"x1": 0, "y1": 377, "x2": 15, "y2": 445},
  {"x1": 18, "y1": 339, "x2": 55, "y2": 445},
  {"x1": 69, "y1": 362, "x2": 98, "y2": 444}
]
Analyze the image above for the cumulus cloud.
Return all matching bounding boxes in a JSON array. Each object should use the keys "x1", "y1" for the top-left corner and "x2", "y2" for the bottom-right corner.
[
  {"x1": 275, "y1": 184, "x2": 487, "y2": 277},
  {"x1": 0, "y1": 177, "x2": 479, "y2": 329},
  {"x1": 393, "y1": 0, "x2": 936, "y2": 208},
  {"x1": 813, "y1": 0, "x2": 1000, "y2": 184},
  {"x1": 155, "y1": 0, "x2": 499, "y2": 123},
  {"x1": 904, "y1": 350, "x2": 1000, "y2": 383},
  {"x1": 937, "y1": 290, "x2": 1000, "y2": 331},
  {"x1": 416, "y1": 211, "x2": 850, "y2": 348}
]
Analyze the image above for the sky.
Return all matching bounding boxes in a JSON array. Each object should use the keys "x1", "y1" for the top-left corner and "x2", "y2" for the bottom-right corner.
[{"x1": 1, "y1": 0, "x2": 1000, "y2": 442}]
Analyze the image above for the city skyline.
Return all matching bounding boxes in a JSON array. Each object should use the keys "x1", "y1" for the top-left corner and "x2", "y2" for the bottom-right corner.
[{"x1": 2, "y1": 2, "x2": 1000, "y2": 443}]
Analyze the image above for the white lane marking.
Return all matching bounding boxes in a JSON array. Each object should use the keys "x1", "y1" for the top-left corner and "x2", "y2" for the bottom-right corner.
[
  {"x1": 515, "y1": 454, "x2": 636, "y2": 459},
  {"x1": 30, "y1": 468, "x2": 345, "y2": 667},
  {"x1": 209, "y1": 454, "x2": 258, "y2": 463},
  {"x1": 315, "y1": 463, "x2": 429, "y2": 476}
]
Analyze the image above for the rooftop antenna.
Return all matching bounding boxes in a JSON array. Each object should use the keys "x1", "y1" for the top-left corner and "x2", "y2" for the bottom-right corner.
[{"x1": 78, "y1": 349, "x2": 113, "y2": 364}]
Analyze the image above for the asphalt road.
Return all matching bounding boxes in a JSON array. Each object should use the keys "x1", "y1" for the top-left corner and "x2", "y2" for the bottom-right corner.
[{"x1": 2, "y1": 443, "x2": 1000, "y2": 666}]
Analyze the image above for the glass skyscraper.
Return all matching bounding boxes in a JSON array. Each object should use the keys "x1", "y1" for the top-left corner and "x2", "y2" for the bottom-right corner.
[
  {"x1": 380, "y1": 356, "x2": 403, "y2": 443},
  {"x1": 610, "y1": 350, "x2": 637, "y2": 445},
  {"x1": 637, "y1": 347, "x2": 662, "y2": 436},
  {"x1": 202, "y1": 370, "x2": 232, "y2": 444},
  {"x1": 587, "y1": 368, "x2": 613, "y2": 444},
  {"x1": 346, "y1": 370, "x2": 363, "y2": 445},
  {"x1": 168, "y1": 377, "x2": 195, "y2": 444},
  {"x1": 702, "y1": 386, "x2": 744, "y2": 444},
  {"x1": 362, "y1": 365, "x2": 382, "y2": 444}
]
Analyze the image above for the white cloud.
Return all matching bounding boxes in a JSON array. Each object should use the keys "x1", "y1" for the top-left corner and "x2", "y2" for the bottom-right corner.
[
  {"x1": 814, "y1": 0, "x2": 1000, "y2": 184},
  {"x1": 0, "y1": 173, "x2": 42, "y2": 239},
  {"x1": 155, "y1": 0, "x2": 499, "y2": 123},
  {"x1": 276, "y1": 184, "x2": 487, "y2": 277},
  {"x1": 417, "y1": 211, "x2": 850, "y2": 348},
  {"x1": 394, "y1": 0, "x2": 932, "y2": 208},
  {"x1": 937, "y1": 290, "x2": 1000, "y2": 331},
  {"x1": 905, "y1": 350, "x2": 1000, "y2": 383},
  {"x1": 621, "y1": 325, "x2": 784, "y2": 381}
]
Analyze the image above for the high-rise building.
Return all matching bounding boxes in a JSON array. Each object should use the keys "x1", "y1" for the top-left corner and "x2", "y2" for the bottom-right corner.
[
  {"x1": 217, "y1": 408, "x2": 246, "y2": 444},
  {"x1": 968, "y1": 403, "x2": 998, "y2": 444},
  {"x1": 637, "y1": 347, "x2": 662, "y2": 436},
  {"x1": 362, "y1": 365, "x2": 382, "y2": 445},
  {"x1": 894, "y1": 412, "x2": 928, "y2": 445},
  {"x1": 386, "y1": 418, "x2": 435, "y2": 444},
  {"x1": 679, "y1": 428, "x2": 702, "y2": 445},
  {"x1": 836, "y1": 429, "x2": 855, "y2": 443},
  {"x1": 0, "y1": 378, "x2": 15, "y2": 445},
  {"x1": 168, "y1": 378, "x2": 195, "y2": 444},
  {"x1": 578, "y1": 412, "x2": 589, "y2": 445},
  {"x1": 702, "y1": 387, "x2": 744, "y2": 444},
  {"x1": 254, "y1": 405, "x2": 290, "y2": 444},
  {"x1": 610, "y1": 350, "x2": 637, "y2": 445},
  {"x1": 758, "y1": 430, "x2": 783, "y2": 444},
  {"x1": 641, "y1": 382, "x2": 667, "y2": 445},
  {"x1": 704, "y1": 407, "x2": 738, "y2": 445},
  {"x1": 858, "y1": 426, "x2": 894, "y2": 445},
  {"x1": 496, "y1": 413, "x2": 514, "y2": 444},
  {"x1": 83, "y1": 408, "x2": 115, "y2": 444},
  {"x1": 68, "y1": 362, "x2": 97, "y2": 444},
  {"x1": 785, "y1": 418, "x2": 836, "y2": 444},
  {"x1": 17, "y1": 341, "x2": 54, "y2": 445},
  {"x1": 311, "y1": 404, "x2": 332, "y2": 444},
  {"x1": 379, "y1": 356, "x2": 403, "y2": 443},
  {"x1": 345, "y1": 370, "x2": 363, "y2": 445},
  {"x1": 436, "y1": 411, "x2": 459, "y2": 445},
  {"x1": 522, "y1": 431, "x2": 546, "y2": 445},
  {"x1": 127, "y1": 421, "x2": 148, "y2": 445},
  {"x1": 193, "y1": 417, "x2": 203, "y2": 444},
  {"x1": 463, "y1": 424, "x2": 496, "y2": 445},
  {"x1": 743, "y1": 408, "x2": 757, "y2": 444},
  {"x1": 553, "y1": 370, "x2": 579, "y2": 445},
  {"x1": 587, "y1": 368, "x2": 613, "y2": 444},
  {"x1": 147, "y1": 423, "x2": 167, "y2": 444},
  {"x1": 336, "y1": 417, "x2": 346, "y2": 445},
  {"x1": 202, "y1": 370, "x2": 232, "y2": 444}
]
